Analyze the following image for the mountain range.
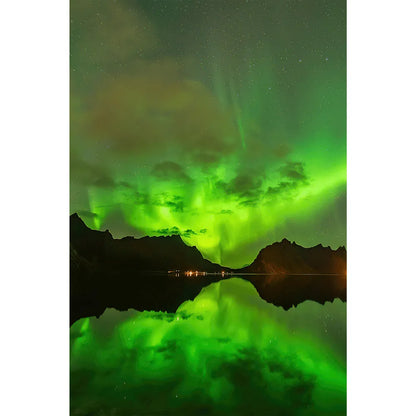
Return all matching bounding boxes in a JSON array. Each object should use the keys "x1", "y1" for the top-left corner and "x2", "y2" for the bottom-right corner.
[
  {"x1": 70, "y1": 213, "x2": 346, "y2": 324},
  {"x1": 71, "y1": 213, "x2": 345, "y2": 274}
]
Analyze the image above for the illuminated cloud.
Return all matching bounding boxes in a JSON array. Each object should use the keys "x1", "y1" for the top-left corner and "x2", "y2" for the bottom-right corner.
[{"x1": 70, "y1": 0, "x2": 346, "y2": 267}]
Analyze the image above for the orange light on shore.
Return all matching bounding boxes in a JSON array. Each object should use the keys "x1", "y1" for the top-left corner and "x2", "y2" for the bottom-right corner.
[{"x1": 184, "y1": 270, "x2": 208, "y2": 277}]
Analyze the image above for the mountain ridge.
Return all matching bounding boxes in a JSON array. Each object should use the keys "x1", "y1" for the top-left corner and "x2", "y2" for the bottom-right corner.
[
  {"x1": 70, "y1": 213, "x2": 346, "y2": 325},
  {"x1": 70, "y1": 213, "x2": 227, "y2": 272},
  {"x1": 71, "y1": 213, "x2": 346, "y2": 274},
  {"x1": 240, "y1": 237, "x2": 346, "y2": 275}
]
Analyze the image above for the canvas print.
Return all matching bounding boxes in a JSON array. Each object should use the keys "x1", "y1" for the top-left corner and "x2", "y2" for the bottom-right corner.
[{"x1": 70, "y1": 1, "x2": 346, "y2": 414}]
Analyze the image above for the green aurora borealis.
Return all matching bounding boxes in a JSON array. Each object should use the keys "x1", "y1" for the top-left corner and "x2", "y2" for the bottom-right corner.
[
  {"x1": 70, "y1": 3, "x2": 347, "y2": 412},
  {"x1": 70, "y1": 0, "x2": 346, "y2": 268},
  {"x1": 71, "y1": 278, "x2": 346, "y2": 415}
]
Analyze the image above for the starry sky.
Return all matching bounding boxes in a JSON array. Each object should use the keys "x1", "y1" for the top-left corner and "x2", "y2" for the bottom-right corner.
[{"x1": 70, "y1": 0, "x2": 346, "y2": 268}]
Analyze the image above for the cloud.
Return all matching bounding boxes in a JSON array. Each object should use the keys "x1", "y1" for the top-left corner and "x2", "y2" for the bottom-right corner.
[
  {"x1": 279, "y1": 161, "x2": 308, "y2": 182},
  {"x1": 70, "y1": 0, "x2": 159, "y2": 77},
  {"x1": 151, "y1": 161, "x2": 192, "y2": 183},
  {"x1": 85, "y1": 71, "x2": 239, "y2": 163},
  {"x1": 182, "y1": 229, "x2": 197, "y2": 237},
  {"x1": 154, "y1": 226, "x2": 181, "y2": 236},
  {"x1": 191, "y1": 151, "x2": 223, "y2": 165},
  {"x1": 153, "y1": 226, "x2": 205, "y2": 238},
  {"x1": 266, "y1": 181, "x2": 299, "y2": 196},
  {"x1": 266, "y1": 161, "x2": 309, "y2": 198},
  {"x1": 215, "y1": 164, "x2": 309, "y2": 207},
  {"x1": 216, "y1": 173, "x2": 263, "y2": 202},
  {"x1": 152, "y1": 194, "x2": 185, "y2": 212},
  {"x1": 273, "y1": 143, "x2": 292, "y2": 158},
  {"x1": 71, "y1": 0, "x2": 240, "y2": 170},
  {"x1": 69, "y1": 0, "x2": 347, "y2": 265},
  {"x1": 70, "y1": 156, "x2": 116, "y2": 188}
]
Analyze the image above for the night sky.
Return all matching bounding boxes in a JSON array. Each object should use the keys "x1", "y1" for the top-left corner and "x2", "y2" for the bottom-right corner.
[{"x1": 70, "y1": 0, "x2": 346, "y2": 268}]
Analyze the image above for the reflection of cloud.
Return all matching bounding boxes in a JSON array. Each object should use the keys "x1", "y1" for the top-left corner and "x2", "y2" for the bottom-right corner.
[{"x1": 71, "y1": 278, "x2": 346, "y2": 415}]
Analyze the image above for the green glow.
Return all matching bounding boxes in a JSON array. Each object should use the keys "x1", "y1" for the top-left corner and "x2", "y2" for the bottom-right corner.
[
  {"x1": 70, "y1": 0, "x2": 346, "y2": 267},
  {"x1": 71, "y1": 278, "x2": 346, "y2": 415}
]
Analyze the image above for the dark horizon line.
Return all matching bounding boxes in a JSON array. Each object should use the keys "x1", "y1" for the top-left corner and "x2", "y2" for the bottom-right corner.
[{"x1": 70, "y1": 212, "x2": 347, "y2": 253}]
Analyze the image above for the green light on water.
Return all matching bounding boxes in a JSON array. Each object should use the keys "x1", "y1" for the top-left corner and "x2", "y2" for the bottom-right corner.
[{"x1": 71, "y1": 278, "x2": 346, "y2": 415}]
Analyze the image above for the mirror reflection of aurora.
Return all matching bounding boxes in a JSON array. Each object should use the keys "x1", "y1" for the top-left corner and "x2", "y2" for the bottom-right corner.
[{"x1": 71, "y1": 279, "x2": 346, "y2": 415}]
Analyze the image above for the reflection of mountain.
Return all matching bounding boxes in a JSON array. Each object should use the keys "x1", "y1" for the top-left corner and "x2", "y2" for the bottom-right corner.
[
  {"x1": 71, "y1": 279, "x2": 346, "y2": 416},
  {"x1": 70, "y1": 214, "x2": 347, "y2": 325},
  {"x1": 239, "y1": 238, "x2": 346, "y2": 275}
]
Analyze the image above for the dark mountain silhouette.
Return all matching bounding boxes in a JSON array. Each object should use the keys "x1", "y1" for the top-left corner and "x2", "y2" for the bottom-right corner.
[
  {"x1": 70, "y1": 213, "x2": 226, "y2": 272},
  {"x1": 70, "y1": 214, "x2": 346, "y2": 325},
  {"x1": 239, "y1": 238, "x2": 346, "y2": 275}
]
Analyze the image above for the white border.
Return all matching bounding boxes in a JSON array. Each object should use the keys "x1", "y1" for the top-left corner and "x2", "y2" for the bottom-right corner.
[
  {"x1": 1, "y1": 1, "x2": 69, "y2": 415},
  {"x1": 348, "y1": 0, "x2": 416, "y2": 414}
]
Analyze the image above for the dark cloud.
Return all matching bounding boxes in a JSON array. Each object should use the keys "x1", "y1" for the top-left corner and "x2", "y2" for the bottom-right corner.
[
  {"x1": 218, "y1": 209, "x2": 233, "y2": 215},
  {"x1": 71, "y1": 1, "x2": 240, "y2": 170},
  {"x1": 266, "y1": 181, "x2": 299, "y2": 196},
  {"x1": 70, "y1": 157, "x2": 116, "y2": 188},
  {"x1": 154, "y1": 226, "x2": 181, "y2": 236},
  {"x1": 154, "y1": 226, "x2": 205, "y2": 238},
  {"x1": 84, "y1": 70, "x2": 239, "y2": 162},
  {"x1": 182, "y1": 229, "x2": 197, "y2": 237},
  {"x1": 131, "y1": 191, "x2": 150, "y2": 205},
  {"x1": 265, "y1": 161, "x2": 309, "y2": 199},
  {"x1": 190, "y1": 151, "x2": 223, "y2": 165},
  {"x1": 273, "y1": 143, "x2": 292, "y2": 158},
  {"x1": 152, "y1": 194, "x2": 185, "y2": 213},
  {"x1": 118, "y1": 181, "x2": 135, "y2": 189},
  {"x1": 151, "y1": 161, "x2": 192, "y2": 183},
  {"x1": 280, "y1": 161, "x2": 308, "y2": 182},
  {"x1": 92, "y1": 176, "x2": 116, "y2": 188},
  {"x1": 215, "y1": 165, "x2": 309, "y2": 207},
  {"x1": 238, "y1": 198, "x2": 260, "y2": 207},
  {"x1": 216, "y1": 174, "x2": 263, "y2": 201}
]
